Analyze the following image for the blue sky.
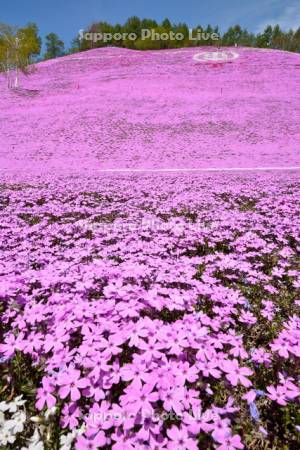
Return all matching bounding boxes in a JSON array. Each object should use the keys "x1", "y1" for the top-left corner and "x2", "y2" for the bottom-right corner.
[{"x1": 1, "y1": 0, "x2": 300, "y2": 51}]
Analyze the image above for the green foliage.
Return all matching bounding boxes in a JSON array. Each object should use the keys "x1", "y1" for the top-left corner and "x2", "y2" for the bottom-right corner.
[
  {"x1": 44, "y1": 32, "x2": 65, "y2": 59},
  {"x1": 71, "y1": 16, "x2": 300, "y2": 53},
  {"x1": 18, "y1": 22, "x2": 41, "y2": 61},
  {"x1": 222, "y1": 25, "x2": 256, "y2": 47},
  {"x1": 0, "y1": 22, "x2": 41, "y2": 87},
  {"x1": 0, "y1": 22, "x2": 41, "y2": 67},
  {"x1": 123, "y1": 16, "x2": 142, "y2": 37},
  {"x1": 256, "y1": 25, "x2": 273, "y2": 48}
]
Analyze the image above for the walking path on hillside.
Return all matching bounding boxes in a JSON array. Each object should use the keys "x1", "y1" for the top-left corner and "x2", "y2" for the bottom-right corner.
[{"x1": 96, "y1": 166, "x2": 300, "y2": 173}]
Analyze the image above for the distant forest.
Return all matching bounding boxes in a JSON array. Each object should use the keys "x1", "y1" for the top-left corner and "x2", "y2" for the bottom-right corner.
[
  {"x1": 1, "y1": 17, "x2": 300, "y2": 76},
  {"x1": 72, "y1": 17, "x2": 300, "y2": 54}
]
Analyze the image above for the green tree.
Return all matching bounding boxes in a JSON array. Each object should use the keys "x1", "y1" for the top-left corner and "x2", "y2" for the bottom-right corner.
[
  {"x1": 44, "y1": 33, "x2": 65, "y2": 59},
  {"x1": 140, "y1": 18, "x2": 158, "y2": 29},
  {"x1": 173, "y1": 22, "x2": 189, "y2": 47},
  {"x1": 240, "y1": 29, "x2": 255, "y2": 47},
  {"x1": 222, "y1": 25, "x2": 244, "y2": 46},
  {"x1": 271, "y1": 24, "x2": 284, "y2": 49},
  {"x1": 134, "y1": 36, "x2": 161, "y2": 50},
  {"x1": 68, "y1": 35, "x2": 81, "y2": 54},
  {"x1": 161, "y1": 18, "x2": 172, "y2": 30},
  {"x1": 0, "y1": 24, "x2": 13, "y2": 82},
  {"x1": 202, "y1": 24, "x2": 214, "y2": 46},
  {"x1": 18, "y1": 22, "x2": 41, "y2": 60},
  {"x1": 111, "y1": 23, "x2": 123, "y2": 47},
  {"x1": 123, "y1": 16, "x2": 142, "y2": 38},
  {"x1": 0, "y1": 22, "x2": 41, "y2": 88},
  {"x1": 291, "y1": 27, "x2": 300, "y2": 52},
  {"x1": 256, "y1": 25, "x2": 273, "y2": 47},
  {"x1": 69, "y1": 16, "x2": 300, "y2": 54},
  {"x1": 189, "y1": 24, "x2": 203, "y2": 47}
]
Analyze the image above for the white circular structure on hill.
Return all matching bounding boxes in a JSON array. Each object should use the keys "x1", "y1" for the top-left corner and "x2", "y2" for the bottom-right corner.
[{"x1": 193, "y1": 50, "x2": 239, "y2": 63}]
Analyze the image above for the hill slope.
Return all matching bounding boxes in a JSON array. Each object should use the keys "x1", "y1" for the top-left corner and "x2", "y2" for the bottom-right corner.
[
  {"x1": 0, "y1": 46, "x2": 299, "y2": 172},
  {"x1": 1, "y1": 47, "x2": 300, "y2": 450}
]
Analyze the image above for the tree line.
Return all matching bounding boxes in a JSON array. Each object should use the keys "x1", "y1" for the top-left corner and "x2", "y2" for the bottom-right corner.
[
  {"x1": 72, "y1": 17, "x2": 300, "y2": 52},
  {"x1": 1, "y1": 17, "x2": 300, "y2": 87}
]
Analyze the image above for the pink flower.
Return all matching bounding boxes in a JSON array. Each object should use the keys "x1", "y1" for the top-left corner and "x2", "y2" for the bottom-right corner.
[
  {"x1": 182, "y1": 389, "x2": 201, "y2": 410},
  {"x1": 23, "y1": 332, "x2": 44, "y2": 353},
  {"x1": 85, "y1": 353, "x2": 110, "y2": 382},
  {"x1": 166, "y1": 332, "x2": 189, "y2": 356},
  {"x1": 211, "y1": 418, "x2": 232, "y2": 442},
  {"x1": 215, "y1": 434, "x2": 244, "y2": 450},
  {"x1": 222, "y1": 360, "x2": 253, "y2": 387},
  {"x1": 128, "y1": 326, "x2": 149, "y2": 347},
  {"x1": 61, "y1": 403, "x2": 81, "y2": 429},
  {"x1": 44, "y1": 327, "x2": 69, "y2": 353},
  {"x1": 167, "y1": 425, "x2": 198, "y2": 450},
  {"x1": 121, "y1": 379, "x2": 158, "y2": 415},
  {"x1": 120, "y1": 357, "x2": 148, "y2": 383},
  {"x1": 137, "y1": 415, "x2": 161, "y2": 441},
  {"x1": 35, "y1": 377, "x2": 56, "y2": 410},
  {"x1": 266, "y1": 385, "x2": 288, "y2": 406},
  {"x1": 57, "y1": 369, "x2": 90, "y2": 401},
  {"x1": 0, "y1": 332, "x2": 25, "y2": 358},
  {"x1": 160, "y1": 386, "x2": 185, "y2": 415},
  {"x1": 239, "y1": 311, "x2": 257, "y2": 325},
  {"x1": 85, "y1": 401, "x2": 115, "y2": 431},
  {"x1": 101, "y1": 336, "x2": 123, "y2": 358},
  {"x1": 251, "y1": 348, "x2": 271, "y2": 366},
  {"x1": 76, "y1": 431, "x2": 106, "y2": 450},
  {"x1": 175, "y1": 362, "x2": 198, "y2": 384},
  {"x1": 147, "y1": 365, "x2": 176, "y2": 390},
  {"x1": 1, "y1": 150, "x2": 300, "y2": 450},
  {"x1": 111, "y1": 429, "x2": 135, "y2": 450},
  {"x1": 242, "y1": 390, "x2": 256, "y2": 404},
  {"x1": 213, "y1": 397, "x2": 239, "y2": 415},
  {"x1": 229, "y1": 342, "x2": 248, "y2": 359},
  {"x1": 270, "y1": 339, "x2": 291, "y2": 358},
  {"x1": 261, "y1": 300, "x2": 276, "y2": 320},
  {"x1": 197, "y1": 359, "x2": 221, "y2": 379},
  {"x1": 138, "y1": 338, "x2": 165, "y2": 362},
  {"x1": 284, "y1": 380, "x2": 300, "y2": 400}
]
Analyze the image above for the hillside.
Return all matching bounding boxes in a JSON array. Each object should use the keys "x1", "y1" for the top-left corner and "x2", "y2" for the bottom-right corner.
[
  {"x1": 0, "y1": 46, "x2": 300, "y2": 172},
  {"x1": 0, "y1": 47, "x2": 300, "y2": 450}
]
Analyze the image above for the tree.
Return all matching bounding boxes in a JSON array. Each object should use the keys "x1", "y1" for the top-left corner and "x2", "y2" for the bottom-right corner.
[
  {"x1": 161, "y1": 18, "x2": 172, "y2": 30},
  {"x1": 201, "y1": 24, "x2": 214, "y2": 46},
  {"x1": 173, "y1": 22, "x2": 189, "y2": 47},
  {"x1": 256, "y1": 25, "x2": 273, "y2": 48},
  {"x1": 19, "y1": 22, "x2": 41, "y2": 60},
  {"x1": 69, "y1": 16, "x2": 300, "y2": 54},
  {"x1": 291, "y1": 27, "x2": 300, "y2": 52},
  {"x1": 123, "y1": 16, "x2": 141, "y2": 38},
  {"x1": 222, "y1": 25, "x2": 243, "y2": 46},
  {"x1": 140, "y1": 18, "x2": 158, "y2": 30},
  {"x1": 271, "y1": 24, "x2": 284, "y2": 49},
  {"x1": 0, "y1": 24, "x2": 13, "y2": 86},
  {"x1": 0, "y1": 22, "x2": 41, "y2": 88},
  {"x1": 240, "y1": 29, "x2": 256, "y2": 47},
  {"x1": 44, "y1": 33, "x2": 65, "y2": 59},
  {"x1": 68, "y1": 35, "x2": 81, "y2": 54}
]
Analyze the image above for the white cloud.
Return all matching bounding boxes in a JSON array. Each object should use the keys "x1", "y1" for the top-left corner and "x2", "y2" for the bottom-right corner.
[{"x1": 257, "y1": 3, "x2": 300, "y2": 31}]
